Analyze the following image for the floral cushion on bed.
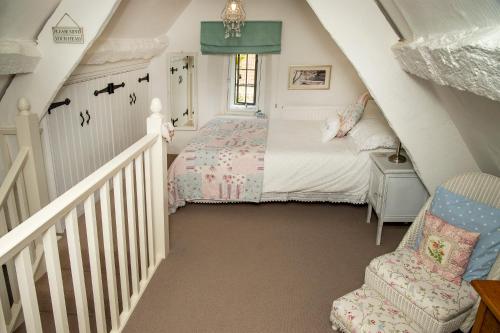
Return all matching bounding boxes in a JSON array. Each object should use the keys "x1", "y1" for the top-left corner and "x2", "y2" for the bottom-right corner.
[
  {"x1": 331, "y1": 285, "x2": 422, "y2": 333},
  {"x1": 336, "y1": 103, "x2": 364, "y2": 137},
  {"x1": 417, "y1": 213, "x2": 479, "y2": 285},
  {"x1": 368, "y1": 248, "x2": 478, "y2": 322}
]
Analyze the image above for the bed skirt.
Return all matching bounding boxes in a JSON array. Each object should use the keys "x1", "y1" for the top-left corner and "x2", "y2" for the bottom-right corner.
[
  {"x1": 169, "y1": 191, "x2": 367, "y2": 213},
  {"x1": 260, "y1": 192, "x2": 367, "y2": 205}
]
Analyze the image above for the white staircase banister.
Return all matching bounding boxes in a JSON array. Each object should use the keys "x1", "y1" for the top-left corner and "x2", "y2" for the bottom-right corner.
[
  {"x1": 0, "y1": 98, "x2": 167, "y2": 333},
  {"x1": 0, "y1": 133, "x2": 157, "y2": 266}
]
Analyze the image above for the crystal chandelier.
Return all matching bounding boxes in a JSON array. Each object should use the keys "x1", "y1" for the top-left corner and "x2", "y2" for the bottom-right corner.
[{"x1": 221, "y1": 0, "x2": 246, "y2": 38}]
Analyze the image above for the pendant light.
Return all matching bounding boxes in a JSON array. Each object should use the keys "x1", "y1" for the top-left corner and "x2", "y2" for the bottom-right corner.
[{"x1": 221, "y1": 0, "x2": 246, "y2": 38}]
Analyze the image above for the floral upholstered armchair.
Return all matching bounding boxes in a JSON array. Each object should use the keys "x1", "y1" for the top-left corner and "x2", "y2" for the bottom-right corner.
[{"x1": 330, "y1": 172, "x2": 500, "y2": 333}]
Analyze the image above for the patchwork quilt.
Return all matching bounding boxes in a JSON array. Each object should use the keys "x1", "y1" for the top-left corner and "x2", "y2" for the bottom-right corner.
[{"x1": 168, "y1": 118, "x2": 268, "y2": 213}]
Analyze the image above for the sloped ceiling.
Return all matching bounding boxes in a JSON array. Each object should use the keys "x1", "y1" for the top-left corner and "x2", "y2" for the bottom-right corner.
[
  {"x1": 378, "y1": 0, "x2": 500, "y2": 177},
  {"x1": 83, "y1": 0, "x2": 191, "y2": 64},
  {"x1": 384, "y1": 0, "x2": 500, "y2": 37},
  {"x1": 98, "y1": 0, "x2": 190, "y2": 39},
  {"x1": 0, "y1": 0, "x2": 61, "y2": 40}
]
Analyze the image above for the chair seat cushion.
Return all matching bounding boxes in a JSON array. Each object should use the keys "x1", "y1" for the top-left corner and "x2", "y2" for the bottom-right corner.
[
  {"x1": 366, "y1": 248, "x2": 478, "y2": 330},
  {"x1": 331, "y1": 285, "x2": 422, "y2": 333}
]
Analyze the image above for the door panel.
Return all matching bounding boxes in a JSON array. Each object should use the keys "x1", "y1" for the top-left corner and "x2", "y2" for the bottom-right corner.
[{"x1": 45, "y1": 66, "x2": 149, "y2": 196}]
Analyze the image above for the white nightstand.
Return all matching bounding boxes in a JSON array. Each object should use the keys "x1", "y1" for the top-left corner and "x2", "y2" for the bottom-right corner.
[{"x1": 367, "y1": 152, "x2": 429, "y2": 245}]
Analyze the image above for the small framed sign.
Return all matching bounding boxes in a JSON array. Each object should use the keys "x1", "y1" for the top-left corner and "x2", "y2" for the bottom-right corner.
[{"x1": 52, "y1": 13, "x2": 84, "y2": 44}]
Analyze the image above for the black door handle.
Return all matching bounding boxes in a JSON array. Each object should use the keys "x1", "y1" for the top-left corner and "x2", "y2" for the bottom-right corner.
[
  {"x1": 86, "y1": 110, "x2": 90, "y2": 124},
  {"x1": 80, "y1": 112, "x2": 85, "y2": 127}
]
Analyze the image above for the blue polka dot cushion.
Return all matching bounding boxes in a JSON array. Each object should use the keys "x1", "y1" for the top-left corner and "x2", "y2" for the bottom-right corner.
[{"x1": 422, "y1": 186, "x2": 500, "y2": 282}]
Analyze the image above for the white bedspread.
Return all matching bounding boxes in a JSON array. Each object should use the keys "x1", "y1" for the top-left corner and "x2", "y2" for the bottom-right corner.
[{"x1": 262, "y1": 119, "x2": 373, "y2": 203}]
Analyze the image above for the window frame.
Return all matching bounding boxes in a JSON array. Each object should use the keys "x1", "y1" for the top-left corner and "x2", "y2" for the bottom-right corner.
[{"x1": 226, "y1": 53, "x2": 262, "y2": 114}]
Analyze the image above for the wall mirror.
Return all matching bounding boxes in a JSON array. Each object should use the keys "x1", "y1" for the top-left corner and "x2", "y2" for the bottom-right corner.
[{"x1": 168, "y1": 53, "x2": 198, "y2": 130}]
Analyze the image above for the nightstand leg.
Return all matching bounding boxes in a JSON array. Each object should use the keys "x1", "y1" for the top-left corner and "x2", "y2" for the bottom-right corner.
[
  {"x1": 366, "y1": 204, "x2": 372, "y2": 224},
  {"x1": 376, "y1": 219, "x2": 383, "y2": 245}
]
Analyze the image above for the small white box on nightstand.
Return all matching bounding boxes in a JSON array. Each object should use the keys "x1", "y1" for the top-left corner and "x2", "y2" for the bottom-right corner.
[{"x1": 367, "y1": 152, "x2": 429, "y2": 245}]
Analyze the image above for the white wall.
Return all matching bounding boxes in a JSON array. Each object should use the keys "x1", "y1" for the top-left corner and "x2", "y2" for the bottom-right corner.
[
  {"x1": 431, "y1": 84, "x2": 500, "y2": 177},
  {"x1": 307, "y1": 0, "x2": 479, "y2": 192},
  {"x1": 149, "y1": 0, "x2": 367, "y2": 153}
]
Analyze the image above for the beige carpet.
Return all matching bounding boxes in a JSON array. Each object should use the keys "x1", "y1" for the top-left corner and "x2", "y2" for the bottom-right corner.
[{"x1": 123, "y1": 202, "x2": 408, "y2": 333}]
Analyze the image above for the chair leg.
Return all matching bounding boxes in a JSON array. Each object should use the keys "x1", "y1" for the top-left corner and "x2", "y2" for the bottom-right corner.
[{"x1": 376, "y1": 218, "x2": 383, "y2": 245}]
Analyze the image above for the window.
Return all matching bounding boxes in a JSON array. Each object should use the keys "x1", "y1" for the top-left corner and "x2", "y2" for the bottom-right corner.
[{"x1": 227, "y1": 54, "x2": 261, "y2": 113}]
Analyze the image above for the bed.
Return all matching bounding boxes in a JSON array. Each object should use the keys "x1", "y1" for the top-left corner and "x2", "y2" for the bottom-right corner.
[{"x1": 168, "y1": 101, "x2": 394, "y2": 213}]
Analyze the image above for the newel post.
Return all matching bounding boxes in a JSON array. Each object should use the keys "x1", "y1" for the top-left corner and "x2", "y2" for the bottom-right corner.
[
  {"x1": 15, "y1": 98, "x2": 49, "y2": 215},
  {"x1": 147, "y1": 98, "x2": 169, "y2": 261}
]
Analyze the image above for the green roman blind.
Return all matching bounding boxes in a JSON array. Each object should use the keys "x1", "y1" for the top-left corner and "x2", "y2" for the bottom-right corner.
[{"x1": 200, "y1": 21, "x2": 282, "y2": 54}]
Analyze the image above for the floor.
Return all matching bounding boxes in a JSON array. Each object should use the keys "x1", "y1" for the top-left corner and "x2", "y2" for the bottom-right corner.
[
  {"x1": 14, "y1": 155, "x2": 409, "y2": 332},
  {"x1": 123, "y1": 202, "x2": 408, "y2": 333}
]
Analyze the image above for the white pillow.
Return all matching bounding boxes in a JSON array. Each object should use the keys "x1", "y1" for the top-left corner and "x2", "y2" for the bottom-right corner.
[
  {"x1": 349, "y1": 108, "x2": 397, "y2": 152},
  {"x1": 321, "y1": 115, "x2": 340, "y2": 143}
]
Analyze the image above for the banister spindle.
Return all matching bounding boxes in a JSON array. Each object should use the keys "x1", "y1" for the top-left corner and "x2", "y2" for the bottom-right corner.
[
  {"x1": 135, "y1": 154, "x2": 148, "y2": 280},
  {"x1": 144, "y1": 148, "x2": 155, "y2": 271},
  {"x1": 65, "y1": 208, "x2": 91, "y2": 333},
  {"x1": 0, "y1": 200, "x2": 21, "y2": 303},
  {"x1": 113, "y1": 171, "x2": 131, "y2": 312},
  {"x1": 15, "y1": 247, "x2": 42, "y2": 333},
  {"x1": 100, "y1": 181, "x2": 120, "y2": 330},
  {"x1": 42, "y1": 226, "x2": 69, "y2": 333},
  {"x1": 5, "y1": 191, "x2": 20, "y2": 230},
  {"x1": 0, "y1": 213, "x2": 13, "y2": 324},
  {"x1": 84, "y1": 194, "x2": 107, "y2": 333},
  {"x1": 0, "y1": 261, "x2": 11, "y2": 329},
  {"x1": 0, "y1": 299, "x2": 8, "y2": 333},
  {"x1": 14, "y1": 174, "x2": 30, "y2": 222},
  {"x1": 125, "y1": 162, "x2": 140, "y2": 295}
]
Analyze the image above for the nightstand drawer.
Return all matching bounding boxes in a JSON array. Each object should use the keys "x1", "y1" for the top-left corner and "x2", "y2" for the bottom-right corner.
[
  {"x1": 368, "y1": 163, "x2": 384, "y2": 214},
  {"x1": 383, "y1": 175, "x2": 429, "y2": 221}
]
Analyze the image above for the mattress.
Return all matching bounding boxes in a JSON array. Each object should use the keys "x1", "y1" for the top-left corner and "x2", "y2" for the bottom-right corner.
[{"x1": 262, "y1": 119, "x2": 373, "y2": 204}]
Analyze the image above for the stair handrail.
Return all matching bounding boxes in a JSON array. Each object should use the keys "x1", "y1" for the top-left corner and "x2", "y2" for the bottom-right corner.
[{"x1": 0, "y1": 98, "x2": 168, "y2": 333}]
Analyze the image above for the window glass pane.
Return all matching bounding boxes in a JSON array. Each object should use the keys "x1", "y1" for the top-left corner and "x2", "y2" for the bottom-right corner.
[
  {"x1": 239, "y1": 54, "x2": 248, "y2": 69},
  {"x1": 238, "y1": 70, "x2": 247, "y2": 85},
  {"x1": 246, "y1": 70, "x2": 256, "y2": 85},
  {"x1": 233, "y1": 54, "x2": 258, "y2": 107},
  {"x1": 237, "y1": 88, "x2": 247, "y2": 103},
  {"x1": 246, "y1": 89, "x2": 255, "y2": 104},
  {"x1": 246, "y1": 54, "x2": 256, "y2": 70}
]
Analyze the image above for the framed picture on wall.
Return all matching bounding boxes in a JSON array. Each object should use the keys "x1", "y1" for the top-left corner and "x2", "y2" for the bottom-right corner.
[{"x1": 288, "y1": 65, "x2": 332, "y2": 90}]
